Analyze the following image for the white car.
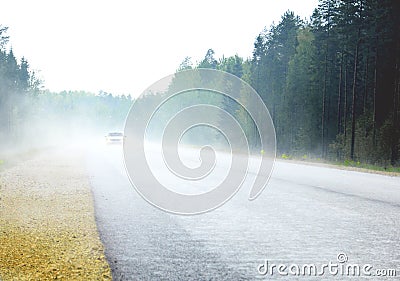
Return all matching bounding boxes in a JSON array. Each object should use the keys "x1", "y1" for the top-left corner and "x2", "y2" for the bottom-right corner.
[{"x1": 105, "y1": 132, "x2": 124, "y2": 144}]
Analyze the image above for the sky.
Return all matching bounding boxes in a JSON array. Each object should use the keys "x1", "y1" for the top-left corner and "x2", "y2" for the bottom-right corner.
[{"x1": 0, "y1": 0, "x2": 319, "y2": 97}]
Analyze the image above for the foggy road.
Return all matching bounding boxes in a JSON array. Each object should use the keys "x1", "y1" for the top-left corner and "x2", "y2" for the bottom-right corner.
[{"x1": 87, "y1": 144, "x2": 400, "y2": 280}]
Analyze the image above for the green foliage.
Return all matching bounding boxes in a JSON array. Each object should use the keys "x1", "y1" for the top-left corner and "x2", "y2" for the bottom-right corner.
[
  {"x1": 177, "y1": 57, "x2": 193, "y2": 72},
  {"x1": 244, "y1": 0, "x2": 399, "y2": 166},
  {"x1": 341, "y1": 158, "x2": 400, "y2": 173},
  {"x1": 198, "y1": 49, "x2": 218, "y2": 69},
  {"x1": 217, "y1": 55, "x2": 243, "y2": 78},
  {"x1": 281, "y1": 153, "x2": 292, "y2": 160},
  {"x1": 176, "y1": 0, "x2": 400, "y2": 168},
  {"x1": 0, "y1": 27, "x2": 42, "y2": 146}
]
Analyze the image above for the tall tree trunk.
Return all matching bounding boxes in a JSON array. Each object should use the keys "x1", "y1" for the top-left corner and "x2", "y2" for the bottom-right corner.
[
  {"x1": 321, "y1": 0, "x2": 331, "y2": 158},
  {"x1": 337, "y1": 52, "x2": 344, "y2": 159},
  {"x1": 350, "y1": 33, "x2": 361, "y2": 160},
  {"x1": 363, "y1": 47, "x2": 369, "y2": 116},
  {"x1": 390, "y1": 40, "x2": 400, "y2": 165},
  {"x1": 344, "y1": 56, "x2": 348, "y2": 141},
  {"x1": 321, "y1": 40, "x2": 330, "y2": 158},
  {"x1": 337, "y1": 52, "x2": 343, "y2": 136},
  {"x1": 322, "y1": 65, "x2": 327, "y2": 157},
  {"x1": 372, "y1": 37, "x2": 378, "y2": 148}
]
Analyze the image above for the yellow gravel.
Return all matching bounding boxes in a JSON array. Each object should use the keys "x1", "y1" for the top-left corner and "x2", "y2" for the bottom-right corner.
[{"x1": 0, "y1": 148, "x2": 112, "y2": 280}]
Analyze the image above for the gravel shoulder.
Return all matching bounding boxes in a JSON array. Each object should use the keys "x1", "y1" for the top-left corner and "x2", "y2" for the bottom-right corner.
[{"x1": 0, "y1": 148, "x2": 111, "y2": 280}]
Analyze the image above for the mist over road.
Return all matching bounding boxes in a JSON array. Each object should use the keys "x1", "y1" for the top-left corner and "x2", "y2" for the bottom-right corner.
[{"x1": 87, "y1": 144, "x2": 399, "y2": 280}]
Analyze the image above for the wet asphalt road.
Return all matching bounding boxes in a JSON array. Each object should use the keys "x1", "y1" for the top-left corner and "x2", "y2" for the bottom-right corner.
[{"x1": 87, "y1": 145, "x2": 400, "y2": 280}]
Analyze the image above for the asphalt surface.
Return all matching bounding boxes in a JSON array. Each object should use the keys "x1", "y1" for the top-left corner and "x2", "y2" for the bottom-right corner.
[{"x1": 87, "y1": 144, "x2": 400, "y2": 280}]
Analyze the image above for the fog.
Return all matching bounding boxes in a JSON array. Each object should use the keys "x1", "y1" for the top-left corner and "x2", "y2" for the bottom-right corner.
[{"x1": 0, "y1": 91, "x2": 132, "y2": 161}]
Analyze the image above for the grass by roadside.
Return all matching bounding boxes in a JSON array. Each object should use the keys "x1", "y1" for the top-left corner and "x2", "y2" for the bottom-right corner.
[
  {"x1": 169, "y1": 145, "x2": 400, "y2": 176},
  {"x1": 0, "y1": 148, "x2": 112, "y2": 280},
  {"x1": 279, "y1": 153, "x2": 400, "y2": 176}
]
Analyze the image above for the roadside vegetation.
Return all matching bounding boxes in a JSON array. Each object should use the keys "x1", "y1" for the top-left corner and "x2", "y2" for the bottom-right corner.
[
  {"x1": 278, "y1": 152, "x2": 400, "y2": 175},
  {"x1": 176, "y1": 0, "x2": 399, "y2": 169}
]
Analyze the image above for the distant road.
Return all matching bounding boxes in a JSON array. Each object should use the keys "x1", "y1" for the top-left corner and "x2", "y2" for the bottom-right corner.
[{"x1": 87, "y1": 145, "x2": 399, "y2": 280}]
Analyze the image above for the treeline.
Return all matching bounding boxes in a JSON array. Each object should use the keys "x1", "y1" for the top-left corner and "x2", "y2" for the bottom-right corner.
[
  {"x1": 0, "y1": 25, "x2": 132, "y2": 149},
  {"x1": 180, "y1": 0, "x2": 400, "y2": 166},
  {"x1": 32, "y1": 90, "x2": 133, "y2": 139},
  {"x1": 0, "y1": 25, "x2": 39, "y2": 145}
]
